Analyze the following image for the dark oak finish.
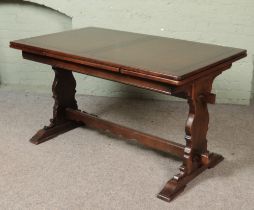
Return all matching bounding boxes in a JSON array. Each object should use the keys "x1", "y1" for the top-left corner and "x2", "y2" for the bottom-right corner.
[
  {"x1": 10, "y1": 27, "x2": 247, "y2": 202},
  {"x1": 65, "y1": 108, "x2": 185, "y2": 158},
  {"x1": 10, "y1": 27, "x2": 246, "y2": 83},
  {"x1": 30, "y1": 67, "x2": 81, "y2": 144}
]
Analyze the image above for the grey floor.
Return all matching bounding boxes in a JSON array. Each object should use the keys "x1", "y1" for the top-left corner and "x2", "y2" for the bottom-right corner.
[{"x1": 0, "y1": 89, "x2": 254, "y2": 210}]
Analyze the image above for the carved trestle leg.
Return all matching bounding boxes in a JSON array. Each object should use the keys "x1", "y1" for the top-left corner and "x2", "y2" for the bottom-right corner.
[
  {"x1": 30, "y1": 67, "x2": 81, "y2": 144},
  {"x1": 157, "y1": 75, "x2": 224, "y2": 202}
]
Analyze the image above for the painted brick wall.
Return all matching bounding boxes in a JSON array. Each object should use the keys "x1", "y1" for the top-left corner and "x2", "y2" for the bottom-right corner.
[{"x1": 1, "y1": 0, "x2": 254, "y2": 104}]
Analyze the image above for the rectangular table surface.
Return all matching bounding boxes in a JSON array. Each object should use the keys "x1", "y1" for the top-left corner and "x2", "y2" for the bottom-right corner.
[{"x1": 10, "y1": 27, "x2": 246, "y2": 81}]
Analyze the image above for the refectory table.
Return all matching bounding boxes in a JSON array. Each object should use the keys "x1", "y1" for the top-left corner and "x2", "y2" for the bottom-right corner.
[{"x1": 10, "y1": 27, "x2": 247, "y2": 202}]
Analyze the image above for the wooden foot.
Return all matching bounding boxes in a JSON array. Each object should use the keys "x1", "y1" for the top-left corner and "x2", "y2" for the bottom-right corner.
[
  {"x1": 157, "y1": 152, "x2": 223, "y2": 202},
  {"x1": 30, "y1": 121, "x2": 81, "y2": 145},
  {"x1": 158, "y1": 76, "x2": 223, "y2": 202},
  {"x1": 30, "y1": 67, "x2": 80, "y2": 144}
]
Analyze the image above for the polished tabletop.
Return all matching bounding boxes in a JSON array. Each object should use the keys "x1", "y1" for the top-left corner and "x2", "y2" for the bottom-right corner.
[{"x1": 10, "y1": 27, "x2": 246, "y2": 81}]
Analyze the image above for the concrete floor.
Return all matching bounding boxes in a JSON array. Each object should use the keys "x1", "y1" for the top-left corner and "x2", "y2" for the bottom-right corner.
[{"x1": 0, "y1": 89, "x2": 254, "y2": 210}]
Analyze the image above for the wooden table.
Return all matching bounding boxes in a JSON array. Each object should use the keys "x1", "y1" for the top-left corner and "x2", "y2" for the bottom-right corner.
[{"x1": 10, "y1": 27, "x2": 247, "y2": 202}]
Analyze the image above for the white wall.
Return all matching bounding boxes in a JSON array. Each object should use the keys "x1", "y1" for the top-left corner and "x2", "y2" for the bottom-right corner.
[
  {"x1": 1, "y1": 0, "x2": 254, "y2": 104},
  {"x1": 0, "y1": 1, "x2": 72, "y2": 89}
]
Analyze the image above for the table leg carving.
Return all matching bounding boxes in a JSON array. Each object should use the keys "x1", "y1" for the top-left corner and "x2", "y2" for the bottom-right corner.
[
  {"x1": 30, "y1": 67, "x2": 81, "y2": 144},
  {"x1": 157, "y1": 77, "x2": 224, "y2": 202}
]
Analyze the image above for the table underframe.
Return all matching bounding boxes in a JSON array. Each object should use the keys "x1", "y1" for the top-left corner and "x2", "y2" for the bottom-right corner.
[{"x1": 28, "y1": 62, "x2": 226, "y2": 202}]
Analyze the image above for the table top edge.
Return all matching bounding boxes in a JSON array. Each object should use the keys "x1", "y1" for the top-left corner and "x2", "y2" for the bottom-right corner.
[{"x1": 9, "y1": 33, "x2": 247, "y2": 82}]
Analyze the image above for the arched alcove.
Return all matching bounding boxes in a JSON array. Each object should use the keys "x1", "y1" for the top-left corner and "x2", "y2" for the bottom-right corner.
[
  {"x1": 1, "y1": 0, "x2": 253, "y2": 104},
  {"x1": 0, "y1": 0, "x2": 72, "y2": 88}
]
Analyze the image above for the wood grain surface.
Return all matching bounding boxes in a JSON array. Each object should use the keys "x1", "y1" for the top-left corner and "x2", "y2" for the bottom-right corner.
[{"x1": 10, "y1": 27, "x2": 246, "y2": 81}]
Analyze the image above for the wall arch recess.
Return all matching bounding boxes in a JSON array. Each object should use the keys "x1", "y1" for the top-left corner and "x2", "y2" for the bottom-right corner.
[{"x1": 0, "y1": 0, "x2": 72, "y2": 88}]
